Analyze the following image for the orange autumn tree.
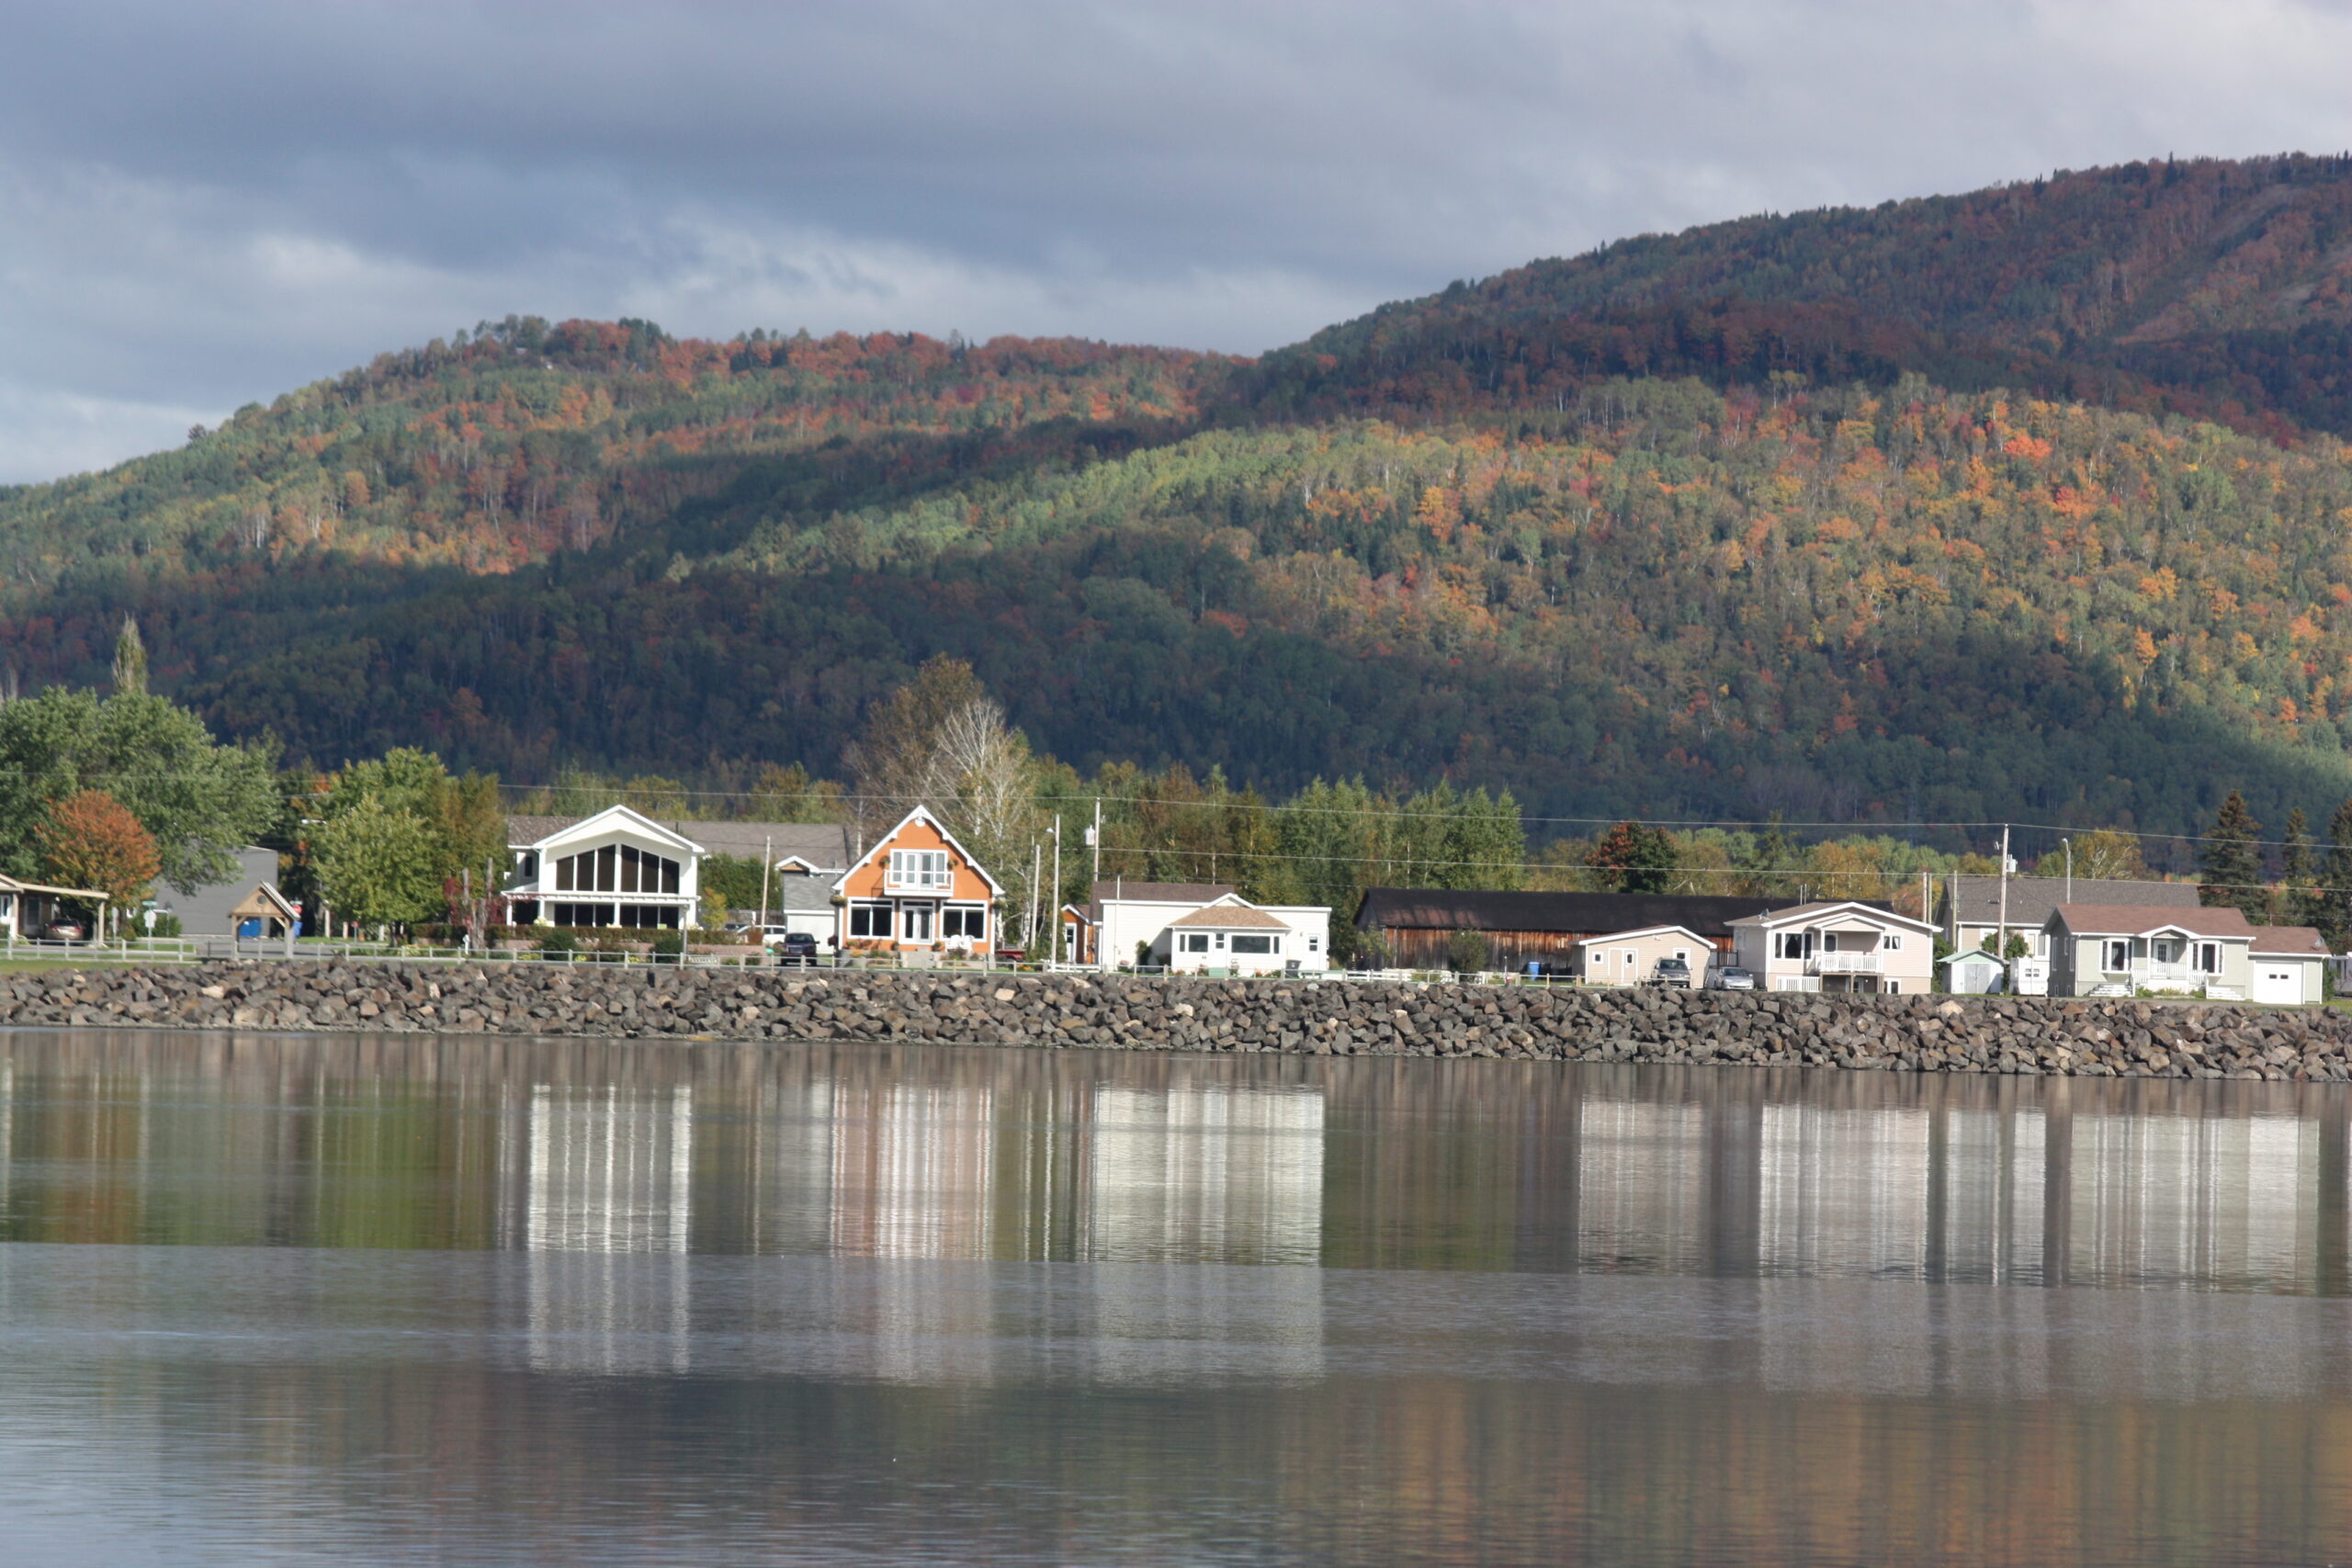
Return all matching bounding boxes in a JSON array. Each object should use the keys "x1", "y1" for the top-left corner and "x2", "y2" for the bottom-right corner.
[{"x1": 34, "y1": 790, "x2": 161, "y2": 936}]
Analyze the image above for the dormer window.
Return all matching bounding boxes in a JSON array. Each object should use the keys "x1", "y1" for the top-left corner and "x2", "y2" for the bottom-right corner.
[{"x1": 886, "y1": 849, "x2": 952, "y2": 892}]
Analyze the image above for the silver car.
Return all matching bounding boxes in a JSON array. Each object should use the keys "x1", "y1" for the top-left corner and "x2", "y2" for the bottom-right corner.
[{"x1": 1712, "y1": 965, "x2": 1756, "y2": 991}]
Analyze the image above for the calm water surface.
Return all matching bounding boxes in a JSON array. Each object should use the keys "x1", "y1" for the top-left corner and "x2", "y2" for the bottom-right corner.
[{"x1": 5, "y1": 1029, "x2": 2352, "y2": 1565}]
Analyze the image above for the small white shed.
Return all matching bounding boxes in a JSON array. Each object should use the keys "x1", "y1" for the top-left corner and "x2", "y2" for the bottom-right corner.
[{"x1": 1939, "y1": 948, "x2": 2007, "y2": 995}]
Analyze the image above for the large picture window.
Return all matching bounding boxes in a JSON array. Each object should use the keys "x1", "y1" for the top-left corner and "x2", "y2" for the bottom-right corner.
[
  {"x1": 1230, "y1": 934, "x2": 1275, "y2": 955},
  {"x1": 555, "y1": 842, "x2": 680, "y2": 895},
  {"x1": 848, "y1": 902, "x2": 891, "y2": 939},
  {"x1": 942, "y1": 907, "x2": 987, "y2": 940}
]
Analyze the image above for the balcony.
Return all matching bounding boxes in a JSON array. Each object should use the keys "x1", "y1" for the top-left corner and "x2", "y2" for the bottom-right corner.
[{"x1": 1807, "y1": 952, "x2": 1882, "y2": 976}]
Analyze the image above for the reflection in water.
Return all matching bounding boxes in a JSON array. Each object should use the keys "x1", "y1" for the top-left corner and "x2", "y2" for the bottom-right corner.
[
  {"x1": 6, "y1": 1032, "x2": 2352, "y2": 1565},
  {"x1": 525, "y1": 1083, "x2": 695, "y2": 1373}
]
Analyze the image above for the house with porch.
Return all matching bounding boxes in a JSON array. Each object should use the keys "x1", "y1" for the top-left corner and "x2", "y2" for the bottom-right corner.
[
  {"x1": 832, "y1": 806, "x2": 1000, "y2": 954},
  {"x1": 2041, "y1": 902, "x2": 2325, "y2": 1003},
  {"x1": 1727, "y1": 901, "x2": 1938, "y2": 994},
  {"x1": 0, "y1": 874, "x2": 108, "y2": 942},
  {"x1": 505, "y1": 806, "x2": 704, "y2": 931},
  {"x1": 1939, "y1": 874, "x2": 2198, "y2": 959}
]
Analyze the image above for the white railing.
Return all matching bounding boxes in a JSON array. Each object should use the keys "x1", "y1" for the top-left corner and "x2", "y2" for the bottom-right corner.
[
  {"x1": 1772, "y1": 975, "x2": 1823, "y2": 993},
  {"x1": 1808, "y1": 953, "x2": 1883, "y2": 975}
]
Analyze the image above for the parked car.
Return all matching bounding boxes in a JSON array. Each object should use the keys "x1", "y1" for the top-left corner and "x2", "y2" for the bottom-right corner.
[
  {"x1": 773, "y1": 931, "x2": 820, "y2": 964},
  {"x1": 35, "y1": 920, "x2": 87, "y2": 942},
  {"x1": 1650, "y1": 957, "x2": 1693, "y2": 987},
  {"x1": 1712, "y1": 965, "x2": 1756, "y2": 991}
]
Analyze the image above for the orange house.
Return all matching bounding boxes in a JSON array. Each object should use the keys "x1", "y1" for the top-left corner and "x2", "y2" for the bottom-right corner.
[{"x1": 831, "y1": 806, "x2": 1002, "y2": 953}]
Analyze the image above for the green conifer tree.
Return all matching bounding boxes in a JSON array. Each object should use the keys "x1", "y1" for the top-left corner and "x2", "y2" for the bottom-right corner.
[{"x1": 2197, "y1": 791, "x2": 2266, "y2": 923}]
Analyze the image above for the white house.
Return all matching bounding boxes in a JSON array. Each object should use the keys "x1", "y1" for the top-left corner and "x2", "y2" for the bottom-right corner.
[
  {"x1": 1149, "y1": 894, "x2": 1329, "y2": 976},
  {"x1": 1727, "y1": 901, "x2": 1938, "y2": 994},
  {"x1": 505, "y1": 806, "x2": 703, "y2": 931},
  {"x1": 1568, "y1": 925, "x2": 1713, "y2": 987},
  {"x1": 1068, "y1": 882, "x2": 1329, "y2": 973}
]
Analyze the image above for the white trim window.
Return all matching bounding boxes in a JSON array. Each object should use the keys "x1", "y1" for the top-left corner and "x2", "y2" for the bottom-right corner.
[
  {"x1": 2102, "y1": 939, "x2": 2130, "y2": 973},
  {"x1": 942, "y1": 905, "x2": 987, "y2": 941},
  {"x1": 1231, "y1": 933, "x2": 1276, "y2": 955},
  {"x1": 2194, "y1": 942, "x2": 2222, "y2": 975},
  {"x1": 886, "y1": 850, "x2": 953, "y2": 892},
  {"x1": 1180, "y1": 932, "x2": 1211, "y2": 953},
  {"x1": 1881, "y1": 933, "x2": 1904, "y2": 952},
  {"x1": 849, "y1": 901, "x2": 893, "y2": 940}
]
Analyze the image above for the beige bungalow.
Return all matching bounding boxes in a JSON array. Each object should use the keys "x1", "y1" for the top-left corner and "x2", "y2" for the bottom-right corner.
[
  {"x1": 1727, "y1": 901, "x2": 1938, "y2": 995},
  {"x1": 1568, "y1": 925, "x2": 1714, "y2": 987},
  {"x1": 2042, "y1": 903, "x2": 2261, "y2": 999}
]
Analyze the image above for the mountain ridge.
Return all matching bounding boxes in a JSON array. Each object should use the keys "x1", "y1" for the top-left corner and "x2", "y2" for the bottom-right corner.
[{"x1": 8, "y1": 154, "x2": 2352, "y2": 843}]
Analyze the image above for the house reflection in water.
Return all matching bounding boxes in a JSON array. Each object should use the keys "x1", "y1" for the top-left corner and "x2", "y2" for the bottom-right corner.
[
  {"x1": 521, "y1": 1080, "x2": 695, "y2": 1374},
  {"x1": 1083, "y1": 1081, "x2": 1327, "y2": 1383}
]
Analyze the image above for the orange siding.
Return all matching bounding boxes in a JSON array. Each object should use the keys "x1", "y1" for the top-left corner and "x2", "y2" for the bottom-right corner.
[{"x1": 840, "y1": 817, "x2": 994, "y2": 903}]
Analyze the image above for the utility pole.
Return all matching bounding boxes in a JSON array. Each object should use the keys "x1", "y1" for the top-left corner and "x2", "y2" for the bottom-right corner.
[
  {"x1": 2064, "y1": 839, "x2": 2072, "y2": 903},
  {"x1": 1051, "y1": 816, "x2": 1064, "y2": 966},
  {"x1": 1996, "y1": 825, "x2": 2012, "y2": 962},
  {"x1": 1091, "y1": 797, "x2": 1102, "y2": 888},
  {"x1": 1029, "y1": 840, "x2": 1043, "y2": 952},
  {"x1": 759, "y1": 835, "x2": 773, "y2": 934}
]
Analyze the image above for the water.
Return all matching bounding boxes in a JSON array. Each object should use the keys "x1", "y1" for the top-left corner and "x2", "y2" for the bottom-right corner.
[{"x1": 5, "y1": 1031, "x2": 2352, "y2": 1565}]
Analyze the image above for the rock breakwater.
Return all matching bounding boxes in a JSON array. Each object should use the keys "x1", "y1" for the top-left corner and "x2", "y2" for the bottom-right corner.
[{"x1": 5, "y1": 962, "x2": 2352, "y2": 1079}]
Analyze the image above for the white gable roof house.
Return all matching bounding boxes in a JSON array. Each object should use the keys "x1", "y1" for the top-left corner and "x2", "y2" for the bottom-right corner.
[
  {"x1": 1148, "y1": 893, "x2": 1330, "y2": 976},
  {"x1": 506, "y1": 806, "x2": 706, "y2": 931}
]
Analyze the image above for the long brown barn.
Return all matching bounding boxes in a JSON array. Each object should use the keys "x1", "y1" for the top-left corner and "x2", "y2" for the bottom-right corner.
[{"x1": 1355, "y1": 888, "x2": 1877, "y2": 972}]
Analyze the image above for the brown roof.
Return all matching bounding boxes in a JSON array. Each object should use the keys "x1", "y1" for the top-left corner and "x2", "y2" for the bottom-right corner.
[
  {"x1": 1728, "y1": 900, "x2": 1933, "y2": 930},
  {"x1": 1168, "y1": 902, "x2": 1289, "y2": 930},
  {"x1": 1946, "y1": 874, "x2": 2196, "y2": 924},
  {"x1": 2049, "y1": 903, "x2": 2256, "y2": 937},
  {"x1": 2252, "y1": 925, "x2": 2332, "y2": 957}
]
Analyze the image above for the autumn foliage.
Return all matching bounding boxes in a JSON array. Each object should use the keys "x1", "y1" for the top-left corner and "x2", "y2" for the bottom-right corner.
[{"x1": 35, "y1": 790, "x2": 161, "y2": 917}]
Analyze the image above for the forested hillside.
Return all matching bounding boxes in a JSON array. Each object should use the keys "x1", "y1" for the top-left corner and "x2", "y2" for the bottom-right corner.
[{"x1": 7, "y1": 155, "x2": 2352, "y2": 842}]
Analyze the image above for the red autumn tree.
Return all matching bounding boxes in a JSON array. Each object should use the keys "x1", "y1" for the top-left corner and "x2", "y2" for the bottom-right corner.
[{"x1": 35, "y1": 790, "x2": 162, "y2": 932}]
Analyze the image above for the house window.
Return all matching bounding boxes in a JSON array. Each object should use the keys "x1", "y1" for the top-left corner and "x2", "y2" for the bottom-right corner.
[
  {"x1": 2103, "y1": 940, "x2": 2130, "y2": 972},
  {"x1": 2195, "y1": 942, "x2": 2222, "y2": 975},
  {"x1": 942, "y1": 907, "x2": 987, "y2": 940},
  {"x1": 554, "y1": 844, "x2": 678, "y2": 896},
  {"x1": 1180, "y1": 932, "x2": 1210, "y2": 953},
  {"x1": 901, "y1": 904, "x2": 935, "y2": 942},
  {"x1": 1622, "y1": 950, "x2": 1636, "y2": 969},
  {"x1": 887, "y1": 850, "x2": 953, "y2": 892},
  {"x1": 1776, "y1": 931, "x2": 1811, "y2": 961},
  {"x1": 514, "y1": 851, "x2": 537, "y2": 880},
  {"x1": 849, "y1": 902, "x2": 892, "y2": 939},
  {"x1": 1232, "y1": 934, "x2": 1275, "y2": 955},
  {"x1": 1306, "y1": 936, "x2": 1319, "y2": 953},
  {"x1": 1881, "y1": 933, "x2": 1904, "y2": 952}
]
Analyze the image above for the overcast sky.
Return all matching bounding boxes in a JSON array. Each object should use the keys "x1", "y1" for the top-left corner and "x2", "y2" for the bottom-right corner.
[{"x1": 4, "y1": 0, "x2": 2349, "y2": 483}]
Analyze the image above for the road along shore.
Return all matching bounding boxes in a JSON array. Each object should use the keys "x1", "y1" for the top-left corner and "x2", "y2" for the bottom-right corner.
[{"x1": 5, "y1": 963, "x2": 2351, "y2": 1079}]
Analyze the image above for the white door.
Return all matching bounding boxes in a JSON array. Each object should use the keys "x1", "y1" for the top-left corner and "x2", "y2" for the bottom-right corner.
[{"x1": 2254, "y1": 964, "x2": 2301, "y2": 1006}]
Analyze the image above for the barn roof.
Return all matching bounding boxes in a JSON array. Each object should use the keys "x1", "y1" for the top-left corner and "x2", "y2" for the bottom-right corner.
[{"x1": 1354, "y1": 888, "x2": 1848, "y2": 940}]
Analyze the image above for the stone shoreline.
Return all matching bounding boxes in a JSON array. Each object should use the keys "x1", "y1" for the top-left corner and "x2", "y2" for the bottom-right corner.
[{"x1": 6, "y1": 961, "x2": 2352, "y2": 1079}]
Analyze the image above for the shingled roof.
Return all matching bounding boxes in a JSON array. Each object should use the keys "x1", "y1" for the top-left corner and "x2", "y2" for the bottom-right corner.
[
  {"x1": 506, "y1": 814, "x2": 852, "y2": 868},
  {"x1": 1945, "y1": 874, "x2": 2197, "y2": 927}
]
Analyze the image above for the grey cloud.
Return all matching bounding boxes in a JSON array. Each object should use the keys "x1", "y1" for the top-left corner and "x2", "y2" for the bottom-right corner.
[{"x1": 3, "y1": 0, "x2": 2350, "y2": 480}]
